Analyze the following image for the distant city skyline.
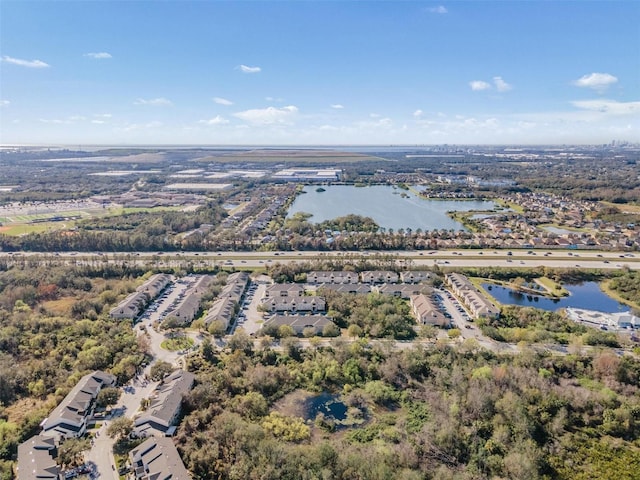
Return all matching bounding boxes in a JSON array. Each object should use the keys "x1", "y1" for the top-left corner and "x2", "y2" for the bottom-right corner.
[{"x1": 1, "y1": 1, "x2": 638, "y2": 145}]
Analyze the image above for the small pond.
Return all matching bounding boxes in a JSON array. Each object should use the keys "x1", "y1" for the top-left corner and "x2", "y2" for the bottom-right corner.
[
  {"x1": 303, "y1": 392, "x2": 348, "y2": 425},
  {"x1": 483, "y1": 281, "x2": 628, "y2": 313}
]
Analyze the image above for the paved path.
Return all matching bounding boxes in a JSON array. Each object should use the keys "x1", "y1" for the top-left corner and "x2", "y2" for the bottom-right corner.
[
  {"x1": 83, "y1": 280, "x2": 195, "y2": 478},
  {"x1": 84, "y1": 376, "x2": 159, "y2": 479},
  {"x1": 84, "y1": 422, "x2": 116, "y2": 480}
]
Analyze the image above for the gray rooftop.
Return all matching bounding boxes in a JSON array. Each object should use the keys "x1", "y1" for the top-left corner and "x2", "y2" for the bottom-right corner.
[
  {"x1": 16, "y1": 434, "x2": 60, "y2": 480},
  {"x1": 129, "y1": 437, "x2": 191, "y2": 480}
]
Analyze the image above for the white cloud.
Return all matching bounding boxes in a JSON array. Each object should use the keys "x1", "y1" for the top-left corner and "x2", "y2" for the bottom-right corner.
[
  {"x1": 134, "y1": 97, "x2": 173, "y2": 106},
  {"x1": 199, "y1": 115, "x2": 230, "y2": 126},
  {"x1": 470, "y1": 80, "x2": 491, "y2": 91},
  {"x1": 427, "y1": 6, "x2": 448, "y2": 14},
  {"x1": 234, "y1": 105, "x2": 298, "y2": 125},
  {"x1": 331, "y1": 104, "x2": 344, "y2": 109},
  {"x1": 84, "y1": 52, "x2": 112, "y2": 59},
  {"x1": 94, "y1": 113, "x2": 112, "y2": 118},
  {"x1": 238, "y1": 64, "x2": 261, "y2": 74},
  {"x1": 573, "y1": 72, "x2": 618, "y2": 91},
  {"x1": 357, "y1": 116, "x2": 393, "y2": 129},
  {"x1": 571, "y1": 99, "x2": 640, "y2": 115},
  {"x1": 38, "y1": 118, "x2": 70, "y2": 125},
  {"x1": 2, "y1": 55, "x2": 49, "y2": 68},
  {"x1": 413, "y1": 109, "x2": 423, "y2": 117},
  {"x1": 91, "y1": 120, "x2": 106, "y2": 124},
  {"x1": 493, "y1": 76, "x2": 512, "y2": 92},
  {"x1": 213, "y1": 97, "x2": 233, "y2": 106},
  {"x1": 0, "y1": 100, "x2": 9, "y2": 107},
  {"x1": 122, "y1": 121, "x2": 163, "y2": 132}
]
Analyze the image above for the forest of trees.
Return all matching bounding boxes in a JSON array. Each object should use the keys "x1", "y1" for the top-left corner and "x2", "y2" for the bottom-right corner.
[{"x1": 176, "y1": 333, "x2": 640, "y2": 480}]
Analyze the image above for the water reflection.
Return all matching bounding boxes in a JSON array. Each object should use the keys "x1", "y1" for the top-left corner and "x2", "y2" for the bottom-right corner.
[
  {"x1": 304, "y1": 392, "x2": 348, "y2": 425},
  {"x1": 483, "y1": 282, "x2": 626, "y2": 312},
  {"x1": 287, "y1": 185, "x2": 495, "y2": 231}
]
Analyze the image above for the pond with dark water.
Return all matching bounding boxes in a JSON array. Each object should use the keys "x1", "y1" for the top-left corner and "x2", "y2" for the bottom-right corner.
[
  {"x1": 482, "y1": 282, "x2": 628, "y2": 313},
  {"x1": 303, "y1": 392, "x2": 348, "y2": 424}
]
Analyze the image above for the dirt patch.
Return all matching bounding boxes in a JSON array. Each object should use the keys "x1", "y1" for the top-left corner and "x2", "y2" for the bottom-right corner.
[
  {"x1": 4, "y1": 396, "x2": 53, "y2": 425},
  {"x1": 42, "y1": 297, "x2": 76, "y2": 315},
  {"x1": 272, "y1": 389, "x2": 314, "y2": 419}
]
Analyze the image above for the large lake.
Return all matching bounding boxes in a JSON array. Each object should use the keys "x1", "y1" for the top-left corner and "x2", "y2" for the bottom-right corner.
[
  {"x1": 287, "y1": 185, "x2": 495, "y2": 231},
  {"x1": 482, "y1": 282, "x2": 628, "y2": 313}
]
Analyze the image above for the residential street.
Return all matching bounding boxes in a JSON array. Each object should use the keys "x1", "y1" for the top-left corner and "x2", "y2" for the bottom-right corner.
[
  {"x1": 83, "y1": 282, "x2": 194, "y2": 479},
  {"x1": 84, "y1": 371, "x2": 160, "y2": 479}
]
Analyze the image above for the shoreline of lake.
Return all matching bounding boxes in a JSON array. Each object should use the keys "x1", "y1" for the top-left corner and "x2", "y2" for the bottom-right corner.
[{"x1": 286, "y1": 185, "x2": 496, "y2": 231}]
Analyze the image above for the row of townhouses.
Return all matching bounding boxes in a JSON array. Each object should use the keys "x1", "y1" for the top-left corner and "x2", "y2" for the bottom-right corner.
[
  {"x1": 203, "y1": 271, "x2": 250, "y2": 330},
  {"x1": 134, "y1": 369, "x2": 195, "y2": 438},
  {"x1": 445, "y1": 273, "x2": 500, "y2": 319},
  {"x1": 166, "y1": 275, "x2": 215, "y2": 326},
  {"x1": 17, "y1": 371, "x2": 116, "y2": 480},
  {"x1": 306, "y1": 270, "x2": 431, "y2": 285},
  {"x1": 110, "y1": 274, "x2": 172, "y2": 320}
]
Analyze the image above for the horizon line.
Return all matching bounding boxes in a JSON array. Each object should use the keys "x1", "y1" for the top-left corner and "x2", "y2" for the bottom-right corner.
[{"x1": 2, "y1": 142, "x2": 635, "y2": 149}]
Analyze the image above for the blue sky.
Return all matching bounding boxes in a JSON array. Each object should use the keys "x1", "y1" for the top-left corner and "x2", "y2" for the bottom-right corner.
[{"x1": 1, "y1": 1, "x2": 638, "y2": 145}]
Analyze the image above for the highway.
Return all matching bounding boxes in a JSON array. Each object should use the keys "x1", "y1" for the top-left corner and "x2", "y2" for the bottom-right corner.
[{"x1": 2, "y1": 249, "x2": 639, "y2": 271}]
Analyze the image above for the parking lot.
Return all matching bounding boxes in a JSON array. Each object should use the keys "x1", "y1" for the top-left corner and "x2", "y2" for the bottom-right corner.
[
  {"x1": 136, "y1": 275, "x2": 197, "y2": 327},
  {"x1": 435, "y1": 288, "x2": 484, "y2": 339},
  {"x1": 230, "y1": 279, "x2": 268, "y2": 335}
]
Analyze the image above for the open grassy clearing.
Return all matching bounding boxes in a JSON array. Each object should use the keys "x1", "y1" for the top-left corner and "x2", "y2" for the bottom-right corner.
[
  {"x1": 161, "y1": 336, "x2": 194, "y2": 351},
  {"x1": 0, "y1": 223, "x2": 68, "y2": 235},
  {"x1": 535, "y1": 276, "x2": 570, "y2": 296},
  {"x1": 41, "y1": 297, "x2": 77, "y2": 315},
  {"x1": 495, "y1": 198, "x2": 524, "y2": 213},
  {"x1": 601, "y1": 201, "x2": 640, "y2": 214},
  {"x1": 4, "y1": 396, "x2": 51, "y2": 425},
  {"x1": 539, "y1": 223, "x2": 590, "y2": 233}
]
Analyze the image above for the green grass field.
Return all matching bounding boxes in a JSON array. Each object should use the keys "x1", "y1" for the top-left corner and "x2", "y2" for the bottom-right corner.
[
  {"x1": 0, "y1": 223, "x2": 69, "y2": 235},
  {"x1": 161, "y1": 336, "x2": 194, "y2": 351}
]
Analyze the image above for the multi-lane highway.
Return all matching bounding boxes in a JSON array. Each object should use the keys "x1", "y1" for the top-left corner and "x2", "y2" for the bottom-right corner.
[{"x1": 2, "y1": 249, "x2": 638, "y2": 270}]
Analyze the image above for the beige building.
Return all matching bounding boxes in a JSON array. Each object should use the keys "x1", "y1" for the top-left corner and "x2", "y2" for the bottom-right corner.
[
  {"x1": 410, "y1": 294, "x2": 448, "y2": 327},
  {"x1": 445, "y1": 273, "x2": 500, "y2": 319},
  {"x1": 307, "y1": 271, "x2": 359, "y2": 284}
]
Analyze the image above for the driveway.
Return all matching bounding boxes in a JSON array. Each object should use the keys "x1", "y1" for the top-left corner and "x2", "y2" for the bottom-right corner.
[
  {"x1": 84, "y1": 376, "x2": 158, "y2": 479},
  {"x1": 235, "y1": 280, "x2": 267, "y2": 335}
]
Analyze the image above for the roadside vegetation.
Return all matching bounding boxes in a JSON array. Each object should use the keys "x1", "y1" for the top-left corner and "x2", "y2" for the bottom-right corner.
[{"x1": 606, "y1": 270, "x2": 640, "y2": 311}]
